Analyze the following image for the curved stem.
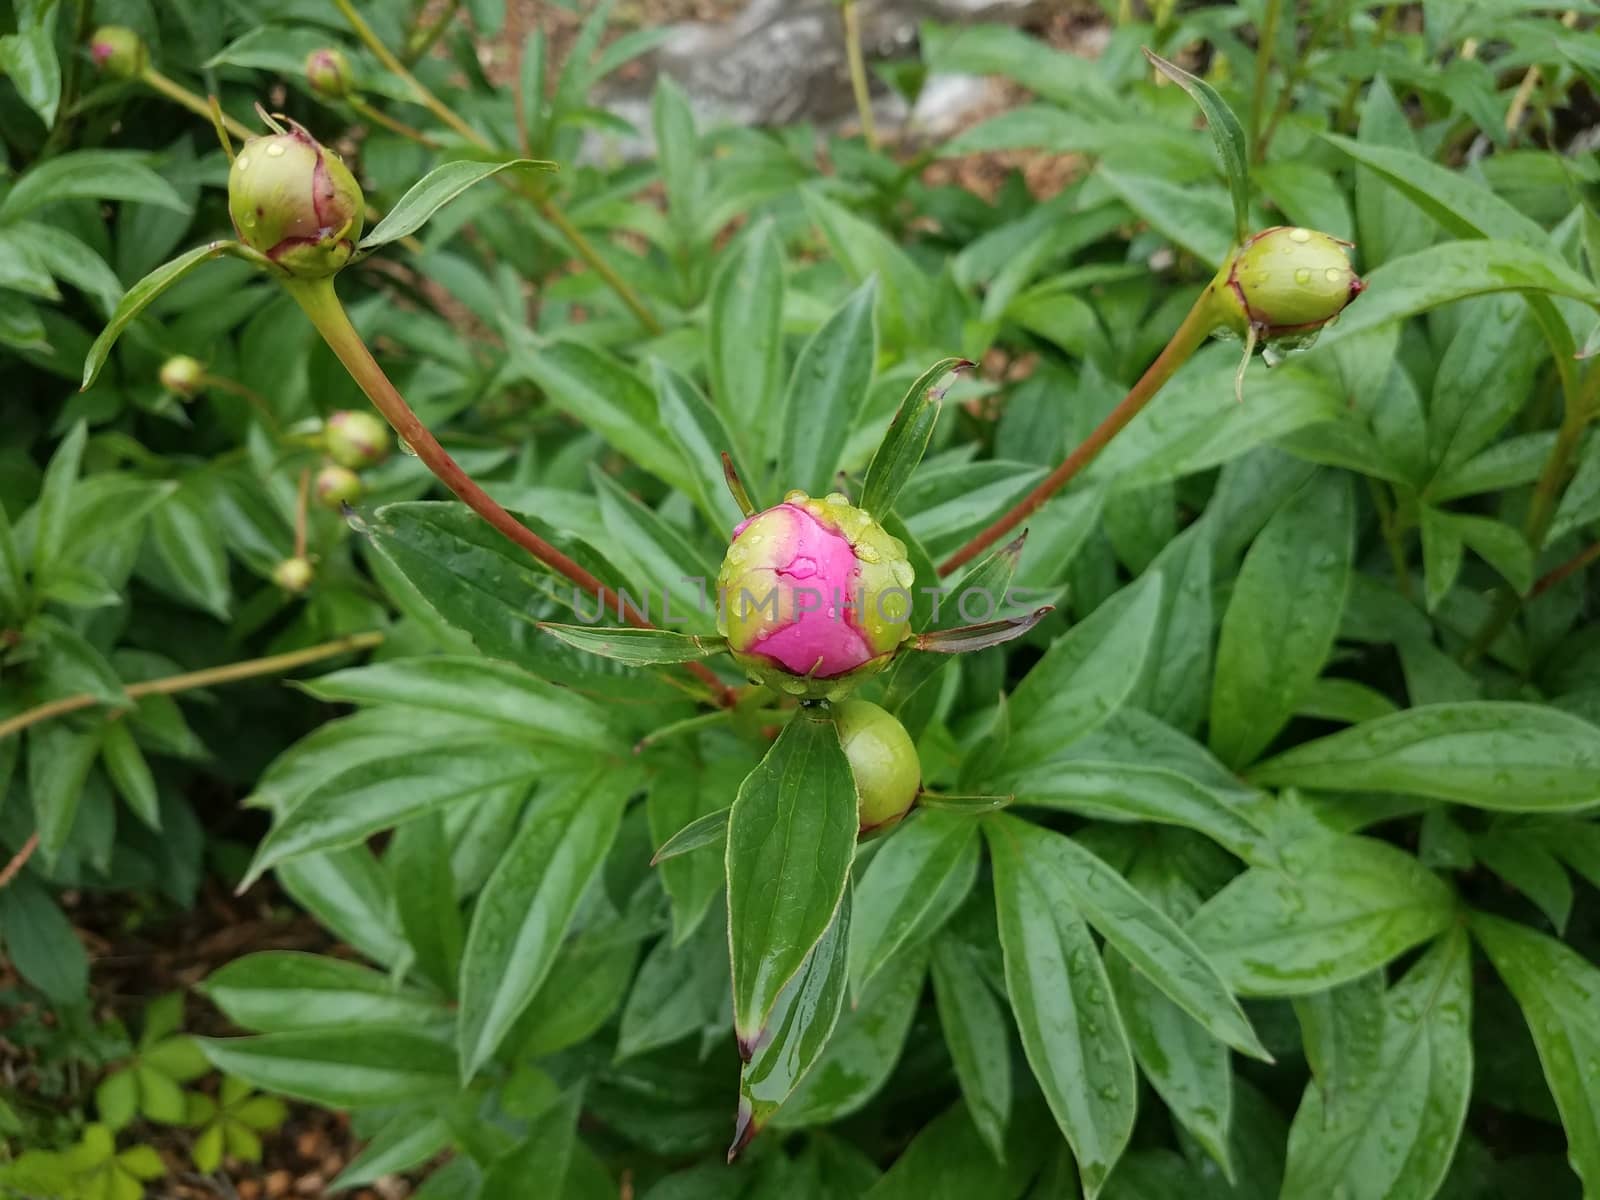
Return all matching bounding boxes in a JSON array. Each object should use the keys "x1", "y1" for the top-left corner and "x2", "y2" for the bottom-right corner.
[
  {"x1": 0, "y1": 632, "x2": 384, "y2": 743},
  {"x1": 1532, "y1": 538, "x2": 1600, "y2": 599},
  {"x1": 201, "y1": 372, "x2": 281, "y2": 433},
  {"x1": 332, "y1": 0, "x2": 662, "y2": 334},
  {"x1": 938, "y1": 286, "x2": 1222, "y2": 575},
  {"x1": 294, "y1": 468, "x2": 311, "y2": 558},
  {"x1": 840, "y1": 0, "x2": 878, "y2": 151},
  {"x1": 140, "y1": 66, "x2": 253, "y2": 141},
  {"x1": 284, "y1": 277, "x2": 732, "y2": 703},
  {"x1": 0, "y1": 834, "x2": 39, "y2": 889},
  {"x1": 349, "y1": 94, "x2": 440, "y2": 147},
  {"x1": 403, "y1": 0, "x2": 460, "y2": 64}
]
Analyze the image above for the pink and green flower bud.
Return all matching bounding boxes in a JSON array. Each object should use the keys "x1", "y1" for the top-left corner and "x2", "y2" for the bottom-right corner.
[
  {"x1": 159, "y1": 355, "x2": 205, "y2": 398},
  {"x1": 324, "y1": 409, "x2": 390, "y2": 469},
  {"x1": 227, "y1": 125, "x2": 364, "y2": 280},
  {"x1": 716, "y1": 490, "x2": 914, "y2": 700},
  {"x1": 1218, "y1": 226, "x2": 1365, "y2": 339},
  {"x1": 89, "y1": 26, "x2": 146, "y2": 79},
  {"x1": 272, "y1": 556, "x2": 314, "y2": 593},
  {"x1": 314, "y1": 463, "x2": 364, "y2": 509},
  {"x1": 835, "y1": 699, "x2": 921, "y2": 835},
  {"x1": 305, "y1": 48, "x2": 354, "y2": 100}
]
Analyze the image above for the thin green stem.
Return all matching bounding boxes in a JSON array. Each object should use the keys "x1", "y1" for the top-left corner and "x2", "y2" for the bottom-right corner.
[
  {"x1": 1249, "y1": 0, "x2": 1283, "y2": 161},
  {"x1": 0, "y1": 632, "x2": 384, "y2": 742},
  {"x1": 140, "y1": 66, "x2": 253, "y2": 141},
  {"x1": 349, "y1": 94, "x2": 439, "y2": 146},
  {"x1": 938, "y1": 283, "x2": 1224, "y2": 575},
  {"x1": 282, "y1": 277, "x2": 730, "y2": 702},
  {"x1": 332, "y1": 0, "x2": 662, "y2": 334},
  {"x1": 403, "y1": 0, "x2": 460, "y2": 64},
  {"x1": 840, "y1": 0, "x2": 878, "y2": 151}
]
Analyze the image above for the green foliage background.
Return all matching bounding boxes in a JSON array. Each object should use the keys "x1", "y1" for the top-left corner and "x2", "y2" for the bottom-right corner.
[{"x1": 4, "y1": 1, "x2": 1600, "y2": 1197}]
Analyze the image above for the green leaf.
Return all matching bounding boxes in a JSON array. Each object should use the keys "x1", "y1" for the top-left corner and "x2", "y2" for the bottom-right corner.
[
  {"x1": 539, "y1": 623, "x2": 727, "y2": 665},
  {"x1": 778, "y1": 278, "x2": 878, "y2": 496},
  {"x1": 1210, "y1": 472, "x2": 1354, "y2": 768},
  {"x1": 508, "y1": 339, "x2": 693, "y2": 494},
  {"x1": 101, "y1": 721, "x2": 159, "y2": 832},
  {"x1": 708, "y1": 220, "x2": 784, "y2": 462},
  {"x1": 735, "y1": 893, "x2": 851, "y2": 1149},
  {"x1": 1282, "y1": 930, "x2": 1473, "y2": 1200},
  {"x1": 1352, "y1": 77, "x2": 1435, "y2": 269},
  {"x1": 861, "y1": 358, "x2": 970, "y2": 520},
  {"x1": 329, "y1": 1114, "x2": 452, "y2": 1192},
  {"x1": 930, "y1": 936, "x2": 1012, "y2": 1163},
  {"x1": 654, "y1": 360, "x2": 755, "y2": 532},
  {"x1": 245, "y1": 740, "x2": 551, "y2": 886},
  {"x1": 847, "y1": 809, "x2": 978, "y2": 999},
  {"x1": 457, "y1": 770, "x2": 631, "y2": 1080},
  {"x1": 198, "y1": 1029, "x2": 456, "y2": 1109},
  {"x1": 28, "y1": 722, "x2": 100, "y2": 857},
  {"x1": 1005, "y1": 572, "x2": 1164, "y2": 769},
  {"x1": 0, "y1": 150, "x2": 188, "y2": 223},
  {"x1": 1473, "y1": 825, "x2": 1573, "y2": 935},
  {"x1": 801, "y1": 189, "x2": 928, "y2": 346},
  {"x1": 1098, "y1": 168, "x2": 1234, "y2": 267},
  {"x1": 1188, "y1": 835, "x2": 1455, "y2": 995},
  {"x1": 986, "y1": 814, "x2": 1136, "y2": 1198},
  {"x1": 202, "y1": 952, "x2": 447, "y2": 1034},
  {"x1": 1318, "y1": 240, "x2": 1600, "y2": 349},
  {"x1": 361, "y1": 158, "x2": 554, "y2": 249},
  {"x1": 276, "y1": 848, "x2": 408, "y2": 971},
  {"x1": 651, "y1": 75, "x2": 702, "y2": 248},
  {"x1": 81, "y1": 241, "x2": 236, "y2": 389},
  {"x1": 1293, "y1": 971, "x2": 1386, "y2": 1128},
  {"x1": 777, "y1": 941, "x2": 927, "y2": 1127},
  {"x1": 148, "y1": 483, "x2": 231, "y2": 618},
  {"x1": 1471, "y1": 912, "x2": 1600, "y2": 1194},
  {"x1": 0, "y1": 877, "x2": 88, "y2": 1008},
  {"x1": 387, "y1": 814, "x2": 465, "y2": 992},
  {"x1": 726, "y1": 710, "x2": 858, "y2": 1048},
  {"x1": 649, "y1": 806, "x2": 730, "y2": 864},
  {"x1": 0, "y1": 4, "x2": 61, "y2": 128},
  {"x1": 1143, "y1": 50, "x2": 1250, "y2": 242},
  {"x1": 1322, "y1": 134, "x2": 1547, "y2": 247},
  {"x1": 480, "y1": 1087, "x2": 582, "y2": 1199},
  {"x1": 29, "y1": 419, "x2": 85, "y2": 578},
  {"x1": 616, "y1": 913, "x2": 727, "y2": 1059},
  {"x1": 1249, "y1": 702, "x2": 1600, "y2": 811}
]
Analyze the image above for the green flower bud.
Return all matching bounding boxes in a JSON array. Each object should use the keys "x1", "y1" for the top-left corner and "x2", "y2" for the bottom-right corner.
[
  {"x1": 314, "y1": 463, "x2": 364, "y2": 509},
  {"x1": 834, "y1": 700, "x2": 921, "y2": 835},
  {"x1": 228, "y1": 124, "x2": 364, "y2": 280},
  {"x1": 159, "y1": 355, "x2": 205, "y2": 398},
  {"x1": 716, "y1": 490, "x2": 915, "y2": 700},
  {"x1": 305, "y1": 48, "x2": 354, "y2": 100},
  {"x1": 324, "y1": 410, "x2": 390, "y2": 469},
  {"x1": 89, "y1": 26, "x2": 146, "y2": 80},
  {"x1": 1219, "y1": 226, "x2": 1365, "y2": 339},
  {"x1": 272, "y1": 556, "x2": 314, "y2": 593}
]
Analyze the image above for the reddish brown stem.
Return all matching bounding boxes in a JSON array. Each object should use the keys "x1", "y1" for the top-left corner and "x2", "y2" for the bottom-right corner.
[
  {"x1": 0, "y1": 834, "x2": 38, "y2": 889},
  {"x1": 1532, "y1": 540, "x2": 1600, "y2": 599},
  {"x1": 938, "y1": 287, "x2": 1220, "y2": 575}
]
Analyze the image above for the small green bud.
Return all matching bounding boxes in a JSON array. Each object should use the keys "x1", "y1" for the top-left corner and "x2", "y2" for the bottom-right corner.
[
  {"x1": 314, "y1": 463, "x2": 364, "y2": 509},
  {"x1": 834, "y1": 700, "x2": 921, "y2": 835},
  {"x1": 305, "y1": 48, "x2": 354, "y2": 100},
  {"x1": 228, "y1": 124, "x2": 364, "y2": 280},
  {"x1": 1219, "y1": 226, "x2": 1365, "y2": 339},
  {"x1": 324, "y1": 410, "x2": 390, "y2": 469},
  {"x1": 272, "y1": 556, "x2": 314, "y2": 593},
  {"x1": 89, "y1": 26, "x2": 147, "y2": 80},
  {"x1": 159, "y1": 355, "x2": 205, "y2": 398}
]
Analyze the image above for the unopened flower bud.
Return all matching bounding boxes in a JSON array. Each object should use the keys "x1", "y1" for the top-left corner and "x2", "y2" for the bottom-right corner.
[
  {"x1": 314, "y1": 464, "x2": 363, "y2": 509},
  {"x1": 835, "y1": 700, "x2": 921, "y2": 835},
  {"x1": 228, "y1": 124, "x2": 364, "y2": 279},
  {"x1": 272, "y1": 556, "x2": 314, "y2": 593},
  {"x1": 89, "y1": 26, "x2": 146, "y2": 79},
  {"x1": 716, "y1": 490, "x2": 914, "y2": 699},
  {"x1": 305, "y1": 48, "x2": 354, "y2": 100},
  {"x1": 159, "y1": 355, "x2": 205, "y2": 398},
  {"x1": 324, "y1": 410, "x2": 389, "y2": 469},
  {"x1": 1219, "y1": 226, "x2": 1365, "y2": 339}
]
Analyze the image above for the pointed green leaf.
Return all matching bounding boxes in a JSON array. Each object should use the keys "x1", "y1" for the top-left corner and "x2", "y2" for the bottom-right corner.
[
  {"x1": 457, "y1": 770, "x2": 632, "y2": 1080},
  {"x1": 1189, "y1": 836, "x2": 1455, "y2": 995},
  {"x1": 81, "y1": 241, "x2": 236, "y2": 389},
  {"x1": 986, "y1": 814, "x2": 1136, "y2": 1198},
  {"x1": 726, "y1": 710, "x2": 857, "y2": 1047},
  {"x1": 1144, "y1": 49, "x2": 1250, "y2": 242},
  {"x1": 540, "y1": 623, "x2": 727, "y2": 665},
  {"x1": 360, "y1": 158, "x2": 555, "y2": 249},
  {"x1": 198, "y1": 1029, "x2": 456, "y2": 1109},
  {"x1": 860, "y1": 358, "x2": 970, "y2": 518},
  {"x1": 778, "y1": 278, "x2": 878, "y2": 496},
  {"x1": 931, "y1": 936, "x2": 1012, "y2": 1163}
]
